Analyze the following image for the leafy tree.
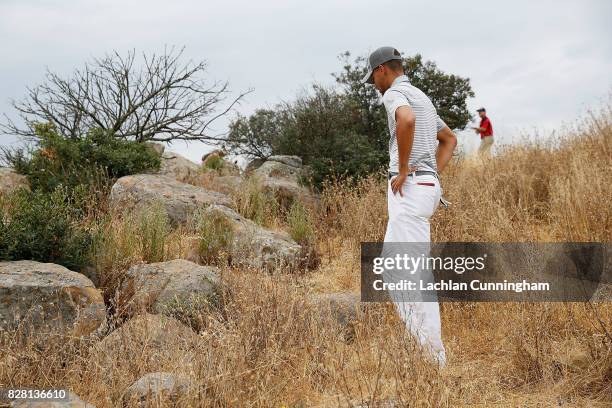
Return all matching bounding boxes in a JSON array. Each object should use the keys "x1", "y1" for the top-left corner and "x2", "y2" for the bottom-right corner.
[
  {"x1": 226, "y1": 51, "x2": 475, "y2": 187},
  {"x1": 226, "y1": 86, "x2": 386, "y2": 186},
  {"x1": 334, "y1": 52, "x2": 474, "y2": 131}
]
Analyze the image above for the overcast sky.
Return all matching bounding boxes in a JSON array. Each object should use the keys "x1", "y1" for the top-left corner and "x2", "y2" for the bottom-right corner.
[{"x1": 1, "y1": 0, "x2": 610, "y2": 162}]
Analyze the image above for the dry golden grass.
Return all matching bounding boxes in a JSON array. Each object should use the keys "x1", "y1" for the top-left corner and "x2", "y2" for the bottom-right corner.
[{"x1": 0, "y1": 107, "x2": 610, "y2": 407}]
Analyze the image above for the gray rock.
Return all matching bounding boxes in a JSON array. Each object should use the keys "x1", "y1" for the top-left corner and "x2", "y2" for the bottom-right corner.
[
  {"x1": 123, "y1": 372, "x2": 195, "y2": 406},
  {"x1": 144, "y1": 142, "x2": 165, "y2": 156},
  {"x1": 109, "y1": 174, "x2": 231, "y2": 225},
  {"x1": 91, "y1": 314, "x2": 198, "y2": 379},
  {"x1": 205, "y1": 175, "x2": 243, "y2": 195},
  {"x1": 97, "y1": 313, "x2": 198, "y2": 350},
  {"x1": 159, "y1": 151, "x2": 200, "y2": 181},
  {"x1": 11, "y1": 392, "x2": 96, "y2": 407},
  {"x1": 197, "y1": 205, "x2": 302, "y2": 271},
  {"x1": 0, "y1": 167, "x2": 29, "y2": 197},
  {"x1": 310, "y1": 292, "x2": 361, "y2": 327},
  {"x1": 250, "y1": 156, "x2": 316, "y2": 208},
  {"x1": 253, "y1": 160, "x2": 301, "y2": 180},
  {"x1": 268, "y1": 155, "x2": 302, "y2": 168},
  {"x1": 261, "y1": 177, "x2": 315, "y2": 208},
  {"x1": 244, "y1": 158, "x2": 266, "y2": 173},
  {"x1": 120, "y1": 259, "x2": 220, "y2": 315},
  {"x1": 0, "y1": 261, "x2": 106, "y2": 337}
]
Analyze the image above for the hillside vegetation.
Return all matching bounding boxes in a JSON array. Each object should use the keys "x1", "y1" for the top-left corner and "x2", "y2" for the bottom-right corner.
[{"x1": 0, "y1": 106, "x2": 610, "y2": 407}]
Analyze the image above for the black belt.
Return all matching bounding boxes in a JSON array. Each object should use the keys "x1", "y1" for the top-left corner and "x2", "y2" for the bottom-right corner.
[{"x1": 388, "y1": 170, "x2": 439, "y2": 180}]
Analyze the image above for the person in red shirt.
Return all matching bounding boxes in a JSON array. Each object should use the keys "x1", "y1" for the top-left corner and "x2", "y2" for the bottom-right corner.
[{"x1": 472, "y1": 107, "x2": 494, "y2": 157}]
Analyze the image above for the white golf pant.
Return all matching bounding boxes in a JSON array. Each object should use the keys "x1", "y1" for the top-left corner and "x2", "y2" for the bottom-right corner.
[{"x1": 382, "y1": 173, "x2": 446, "y2": 366}]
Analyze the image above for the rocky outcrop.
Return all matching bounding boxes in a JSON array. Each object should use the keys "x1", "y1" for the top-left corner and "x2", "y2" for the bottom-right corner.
[
  {"x1": 204, "y1": 175, "x2": 243, "y2": 195},
  {"x1": 261, "y1": 176, "x2": 314, "y2": 208},
  {"x1": 159, "y1": 151, "x2": 201, "y2": 181},
  {"x1": 0, "y1": 167, "x2": 29, "y2": 197},
  {"x1": 144, "y1": 141, "x2": 166, "y2": 156},
  {"x1": 253, "y1": 156, "x2": 302, "y2": 180},
  {"x1": 267, "y1": 155, "x2": 303, "y2": 168},
  {"x1": 91, "y1": 314, "x2": 199, "y2": 376},
  {"x1": 123, "y1": 372, "x2": 195, "y2": 407},
  {"x1": 120, "y1": 260, "x2": 220, "y2": 315},
  {"x1": 250, "y1": 155, "x2": 314, "y2": 209},
  {"x1": 197, "y1": 205, "x2": 302, "y2": 270},
  {"x1": 97, "y1": 313, "x2": 199, "y2": 352},
  {"x1": 11, "y1": 392, "x2": 96, "y2": 407},
  {"x1": 0, "y1": 261, "x2": 106, "y2": 337},
  {"x1": 244, "y1": 158, "x2": 266, "y2": 173},
  {"x1": 109, "y1": 174, "x2": 231, "y2": 224}
]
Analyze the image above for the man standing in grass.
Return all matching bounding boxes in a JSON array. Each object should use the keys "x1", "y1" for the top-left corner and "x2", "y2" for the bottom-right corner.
[
  {"x1": 362, "y1": 46, "x2": 457, "y2": 367},
  {"x1": 473, "y1": 107, "x2": 494, "y2": 157}
]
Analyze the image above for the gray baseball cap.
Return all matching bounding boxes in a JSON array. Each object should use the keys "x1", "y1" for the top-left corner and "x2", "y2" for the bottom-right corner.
[{"x1": 361, "y1": 46, "x2": 403, "y2": 84}]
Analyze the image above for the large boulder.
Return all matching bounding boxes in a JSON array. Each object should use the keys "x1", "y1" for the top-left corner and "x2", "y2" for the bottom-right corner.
[
  {"x1": 253, "y1": 159, "x2": 301, "y2": 180},
  {"x1": 261, "y1": 177, "x2": 314, "y2": 208},
  {"x1": 159, "y1": 151, "x2": 201, "y2": 181},
  {"x1": 196, "y1": 205, "x2": 302, "y2": 271},
  {"x1": 96, "y1": 313, "x2": 199, "y2": 352},
  {"x1": 244, "y1": 158, "x2": 266, "y2": 173},
  {"x1": 203, "y1": 175, "x2": 243, "y2": 195},
  {"x1": 11, "y1": 392, "x2": 96, "y2": 407},
  {"x1": 120, "y1": 259, "x2": 220, "y2": 315},
  {"x1": 268, "y1": 155, "x2": 302, "y2": 168},
  {"x1": 123, "y1": 372, "x2": 195, "y2": 407},
  {"x1": 0, "y1": 167, "x2": 29, "y2": 197},
  {"x1": 250, "y1": 155, "x2": 316, "y2": 209},
  {"x1": 109, "y1": 174, "x2": 231, "y2": 225},
  {"x1": 0, "y1": 261, "x2": 106, "y2": 337},
  {"x1": 91, "y1": 314, "x2": 198, "y2": 376}
]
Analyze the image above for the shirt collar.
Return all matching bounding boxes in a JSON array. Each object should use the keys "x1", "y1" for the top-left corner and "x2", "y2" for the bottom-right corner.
[{"x1": 391, "y1": 75, "x2": 409, "y2": 87}]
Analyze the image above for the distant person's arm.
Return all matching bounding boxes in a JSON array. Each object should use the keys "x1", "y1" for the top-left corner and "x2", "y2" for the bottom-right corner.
[
  {"x1": 436, "y1": 125, "x2": 457, "y2": 173},
  {"x1": 472, "y1": 126, "x2": 485, "y2": 134}
]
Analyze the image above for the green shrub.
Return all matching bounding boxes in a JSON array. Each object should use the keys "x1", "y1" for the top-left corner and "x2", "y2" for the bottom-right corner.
[
  {"x1": 194, "y1": 208, "x2": 235, "y2": 264},
  {"x1": 137, "y1": 202, "x2": 171, "y2": 263},
  {"x1": 0, "y1": 186, "x2": 93, "y2": 270},
  {"x1": 287, "y1": 201, "x2": 315, "y2": 244},
  {"x1": 232, "y1": 176, "x2": 279, "y2": 226},
  {"x1": 3, "y1": 123, "x2": 161, "y2": 193},
  {"x1": 203, "y1": 155, "x2": 225, "y2": 171},
  {"x1": 286, "y1": 201, "x2": 320, "y2": 270}
]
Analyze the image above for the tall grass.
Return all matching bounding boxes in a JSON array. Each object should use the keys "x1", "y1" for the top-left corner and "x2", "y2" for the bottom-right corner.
[{"x1": 91, "y1": 202, "x2": 191, "y2": 301}]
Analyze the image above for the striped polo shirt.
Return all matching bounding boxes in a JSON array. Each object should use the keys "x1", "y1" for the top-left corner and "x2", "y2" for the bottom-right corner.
[{"x1": 382, "y1": 75, "x2": 447, "y2": 173}]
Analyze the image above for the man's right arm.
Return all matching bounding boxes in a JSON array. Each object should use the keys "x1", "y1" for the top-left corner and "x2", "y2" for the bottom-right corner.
[{"x1": 436, "y1": 125, "x2": 457, "y2": 173}]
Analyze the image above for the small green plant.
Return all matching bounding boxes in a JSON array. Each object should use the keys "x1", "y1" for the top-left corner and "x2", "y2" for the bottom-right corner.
[
  {"x1": 137, "y1": 202, "x2": 171, "y2": 263},
  {"x1": 194, "y1": 208, "x2": 235, "y2": 264},
  {"x1": 286, "y1": 201, "x2": 320, "y2": 269},
  {"x1": 287, "y1": 201, "x2": 314, "y2": 244},
  {"x1": 203, "y1": 154, "x2": 225, "y2": 171},
  {"x1": 232, "y1": 175, "x2": 279, "y2": 226},
  {"x1": 0, "y1": 186, "x2": 93, "y2": 270}
]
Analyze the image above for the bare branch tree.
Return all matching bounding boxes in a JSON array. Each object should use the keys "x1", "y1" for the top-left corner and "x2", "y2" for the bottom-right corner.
[{"x1": 1, "y1": 46, "x2": 251, "y2": 143}]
